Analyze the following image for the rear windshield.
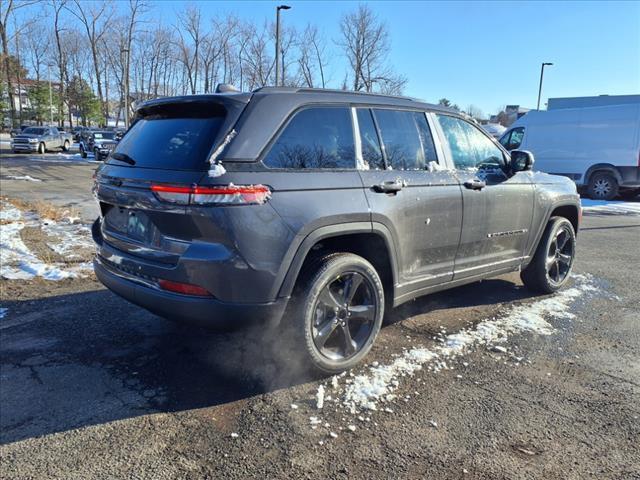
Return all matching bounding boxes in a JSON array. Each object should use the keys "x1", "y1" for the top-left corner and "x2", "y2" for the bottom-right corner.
[{"x1": 109, "y1": 102, "x2": 226, "y2": 170}]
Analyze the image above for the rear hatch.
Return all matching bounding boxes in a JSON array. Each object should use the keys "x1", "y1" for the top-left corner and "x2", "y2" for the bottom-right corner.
[{"x1": 95, "y1": 95, "x2": 250, "y2": 265}]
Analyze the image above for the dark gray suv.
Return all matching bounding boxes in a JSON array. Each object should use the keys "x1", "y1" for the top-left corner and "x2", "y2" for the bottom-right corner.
[{"x1": 92, "y1": 87, "x2": 581, "y2": 373}]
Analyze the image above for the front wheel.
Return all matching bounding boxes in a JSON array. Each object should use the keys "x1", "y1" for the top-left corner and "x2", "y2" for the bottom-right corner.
[
  {"x1": 289, "y1": 253, "x2": 384, "y2": 374},
  {"x1": 521, "y1": 217, "x2": 576, "y2": 294},
  {"x1": 38, "y1": 142, "x2": 46, "y2": 154},
  {"x1": 62, "y1": 140, "x2": 70, "y2": 152},
  {"x1": 80, "y1": 144, "x2": 87, "y2": 158},
  {"x1": 587, "y1": 172, "x2": 618, "y2": 200}
]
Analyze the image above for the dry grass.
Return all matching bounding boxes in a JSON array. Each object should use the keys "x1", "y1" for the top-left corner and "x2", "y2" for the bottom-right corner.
[{"x1": 1, "y1": 196, "x2": 80, "y2": 223}]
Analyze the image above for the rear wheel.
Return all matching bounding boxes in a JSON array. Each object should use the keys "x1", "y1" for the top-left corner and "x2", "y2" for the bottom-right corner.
[
  {"x1": 587, "y1": 172, "x2": 618, "y2": 200},
  {"x1": 288, "y1": 253, "x2": 384, "y2": 374},
  {"x1": 63, "y1": 140, "x2": 70, "y2": 152},
  {"x1": 521, "y1": 217, "x2": 576, "y2": 294}
]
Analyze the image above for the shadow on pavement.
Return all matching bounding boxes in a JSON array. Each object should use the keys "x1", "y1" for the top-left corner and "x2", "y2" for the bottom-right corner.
[{"x1": 1, "y1": 275, "x2": 541, "y2": 444}]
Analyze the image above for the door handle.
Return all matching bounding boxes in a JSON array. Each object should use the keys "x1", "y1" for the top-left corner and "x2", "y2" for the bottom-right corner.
[
  {"x1": 372, "y1": 180, "x2": 404, "y2": 194},
  {"x1": 463, "y1": 179, "x2": 486, "y2": 190}
]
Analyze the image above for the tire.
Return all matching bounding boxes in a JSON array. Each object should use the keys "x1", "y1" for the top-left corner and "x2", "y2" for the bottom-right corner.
[
  {"x1": 80, "y1": 144, "x2": 87, "y2": 158},
  {"x1": 63, "y1": 140, "x2": 70, "y2": 152},
  {"x1": 521, "y1": 216, "x2": 576, "y2": 294},
  {"x1": 38, "y1": 142, "x2": 46, "y2": 154},
  {"x1": 287, "y1": 252, "x2": 385, "y2": 374},
  {"x1": 587, "y1": 172, "x2": 619, "y2": 200},
  {"x1": 94, "y1": 148, "x2": 100, "y2": 160}
]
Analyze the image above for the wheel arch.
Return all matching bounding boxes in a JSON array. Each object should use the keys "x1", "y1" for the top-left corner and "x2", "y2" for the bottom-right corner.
[
  {"x1": 277, "y1": 223, "x2": 398, "y2": 303},
  {"x1": 526, "y1": 201, "x2": 581, "y2": 261},
  {"x1": 584, "y1": 163, "x2": 622, "y2": 185}
]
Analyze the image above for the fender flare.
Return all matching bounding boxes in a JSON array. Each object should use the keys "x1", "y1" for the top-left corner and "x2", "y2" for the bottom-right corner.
[
  {"x1": 275, "y1": 222, "x2": 399, "y2": 299},
  {"x1": 525, "y1": 200, "x2": 581, "y2": 261}
]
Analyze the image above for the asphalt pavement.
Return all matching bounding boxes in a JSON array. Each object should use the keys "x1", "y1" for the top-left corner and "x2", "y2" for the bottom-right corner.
[{"x1": 1, "y1": 152, "x2": 639, "y2": 479}]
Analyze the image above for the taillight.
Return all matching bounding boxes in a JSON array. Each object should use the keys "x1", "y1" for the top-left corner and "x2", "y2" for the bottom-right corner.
[
  {"x1": 150, "y1": 184, "x2": 271, "y2": 205},
  {"x1": 158, "y1": 279, "x2": 212, "y2": 297}
]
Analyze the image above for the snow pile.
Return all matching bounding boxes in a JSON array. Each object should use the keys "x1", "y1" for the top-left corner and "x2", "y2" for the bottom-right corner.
[
  {"x1": 0, "y1": 308, "x2": 8, "y2": 319},
  {"x1": 0, "y1": 201, "x2": 93, "y2": 280},
  {"x1": 341, "y1": 274, "x2": 597, "y2": 413},
  {"x1": 5, "y1": 175, "x2": 42, "y2": 182},
  {"x1": 581, "y1": 199, "x2": 640, "y2": 216}
]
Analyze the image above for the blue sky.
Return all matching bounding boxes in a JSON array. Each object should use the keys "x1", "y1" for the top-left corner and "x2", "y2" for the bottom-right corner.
[{"x1": 125, "y1": 1, "x2": 640, "y2": 115}]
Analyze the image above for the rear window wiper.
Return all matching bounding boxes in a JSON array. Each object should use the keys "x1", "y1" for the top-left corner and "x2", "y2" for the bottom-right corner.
[{"x1": 111, "y1": 152, "x2": 136, "y2": 165}]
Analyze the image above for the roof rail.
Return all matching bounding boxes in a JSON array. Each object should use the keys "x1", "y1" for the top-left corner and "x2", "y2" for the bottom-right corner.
[{"x1": 252, "y1": 86, "x2": 419, "y2": 102}]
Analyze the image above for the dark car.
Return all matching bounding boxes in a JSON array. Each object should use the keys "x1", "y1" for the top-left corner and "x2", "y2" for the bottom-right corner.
[
  {"x1": 92, "y1": 87, "x2": 581, "y2": 373},
  {"x1": 81, "y1": 130, "x2": 118, "y2": 160}
]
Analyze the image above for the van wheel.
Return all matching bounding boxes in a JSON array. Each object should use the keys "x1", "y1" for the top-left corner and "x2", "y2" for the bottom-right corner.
[
  {"x1": 288, "y1": 253, "x2": 384, "y2": 374},
  {"x1": 38, "y1": 142, "x2": 46, "y2": 154},
  {"x1": 587, "y1": 172, "x2": 618, "y2": 200},
  {"x1": 521, "y1": 217, "x2": 576, "y2": 294}
]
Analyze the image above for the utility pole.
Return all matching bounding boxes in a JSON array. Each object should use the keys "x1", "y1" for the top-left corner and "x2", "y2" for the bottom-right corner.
[
  {"x1": 122, "y1": 47, "x2": 130, "y2": 128},
  {"x1": 48, "y1": 64, "x2": 53, "y2": 125},
  {"x1": 275, "y1": 5, "x2": 291, "y2": 87},
  {"x1": 537, "y1": 62, "x2": 553, "y2": 110}
]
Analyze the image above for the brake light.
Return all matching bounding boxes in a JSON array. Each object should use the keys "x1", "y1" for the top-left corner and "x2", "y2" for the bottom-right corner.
[
  {"x1": 150, "y1": 184, "x2": 271, "y2": 205},
  {"x1": 158, "y1": 279, "x2": 212, "y2": 297}
]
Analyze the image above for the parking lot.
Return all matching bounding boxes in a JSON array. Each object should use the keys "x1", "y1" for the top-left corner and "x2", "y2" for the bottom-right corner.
[{"x1": 1, "y1": 149, "x2": 639, "y2": 479}]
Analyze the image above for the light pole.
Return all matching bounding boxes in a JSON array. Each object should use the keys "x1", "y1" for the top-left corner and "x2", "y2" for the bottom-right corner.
[
  {"x1": 122, "y1": 47, "x2": 130, "y2": 128},
  {"x1": 47, "y1": 63, "x2": 53, "y2": 125},
  {"x1": 275, "y1": 5, "x2": 291, "y2": 87},
  {"x1": 537, "y1": 62, "x2": 553, "y2": 110}
]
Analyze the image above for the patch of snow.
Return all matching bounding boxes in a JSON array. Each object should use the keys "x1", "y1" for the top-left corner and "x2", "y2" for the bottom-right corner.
[
  {"x1": 316, "y1": 385, "x2": 325, "y2": 409},
  {"x1": 230, "y1": 432, "x2": 239, "y2": 438},
  {"x1": 581, "y1": 199, "x2": 640, "y2": 216},
  {"x1": 342, "y1": 274, "x2": 597, "y2": 412},
  {"x1": 0, "y1": 201, "x2": 93, "y2": 280},
  {"x1": 5, "y1": 175, "x2": 42, "y2": 182},
  {"x1": 208, "y1": 162, "x2": 227, "y2": 178},
  {"x1": 290, "y1": 404, "x2": 298, "y2": 410},
  {"x1": 0, "y1": 307, "x2": 8, "y2": 319}
]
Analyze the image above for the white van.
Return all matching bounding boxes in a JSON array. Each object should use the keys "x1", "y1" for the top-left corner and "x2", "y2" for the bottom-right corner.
[{"x1": 499, "y1": 104, "x2": 640, "y2": 199}]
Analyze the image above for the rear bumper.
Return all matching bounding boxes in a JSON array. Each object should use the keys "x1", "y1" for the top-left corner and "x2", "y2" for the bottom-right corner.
[{"x1": 94, "y1": 256, "x2": 289, "y2": 330}]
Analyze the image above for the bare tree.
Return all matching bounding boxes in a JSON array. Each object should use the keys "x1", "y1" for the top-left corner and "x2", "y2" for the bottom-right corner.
[
  {"x1": 67, "y1": 0, "x2": 114, "y2": 125},
  {"x1": 1, "y1": 0, "x2": 38, "y2": 125},
  {"x1": 175, "y1": 4, "x2": 203, "y2": 94},
  {"x1": 338, "y1": 4, "x2": 406, "y2": 94},
  {"x1": 49, "y1": 0, "x2": 69, "y2": 127},
  {"x1": 465, "y1": 104, "x2": 484, "y2": 120}
]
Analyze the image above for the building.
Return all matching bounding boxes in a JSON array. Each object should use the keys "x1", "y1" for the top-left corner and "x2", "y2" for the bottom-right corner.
[
  {"x1": 547, "y1": 94, "x2": 640, "y2": 110},
  {"x1": 489, "y1": 105, "x2": 531, "y2": 127}
]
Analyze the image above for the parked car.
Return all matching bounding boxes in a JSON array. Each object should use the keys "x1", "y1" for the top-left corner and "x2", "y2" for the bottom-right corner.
[
  {"x1": 92, "y1": 87, "x2": 581, "y2": 373},
  {"x1": 499, "y1": 104, "x2": 640, "y2": 200},
  {"x1": 482, "y1": 123, "x2": 507, "y2": 139},
  {"x1": 9, "y1": 125, "x2": 30, "y2": 137},
  {"x1": 11, "y1": 126, "x2": 72, "y2": 154},
  {"x1": 81, "y1": 130, "x2": 118, "y2": 160}
]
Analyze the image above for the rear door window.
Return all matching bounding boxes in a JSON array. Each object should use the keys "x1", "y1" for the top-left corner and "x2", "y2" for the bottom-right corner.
[
  {"x1": 109, "y1": 102, "x2": 226, "y2": 170},
  {"x1": 264, "y1": 107, "x2": 355, "y2": 169},
  {"x1": 372, "y1": 109, "x2": 437, "y2": 170},
  {"x1": 356, "y1": 109, "x2": 384, "y2": 170}
]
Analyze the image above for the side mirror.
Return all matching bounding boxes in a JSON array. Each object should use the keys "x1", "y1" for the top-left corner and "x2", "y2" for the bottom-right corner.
[{"x1": 510, "y1": 149, "x2": 535, "y2": 172}]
